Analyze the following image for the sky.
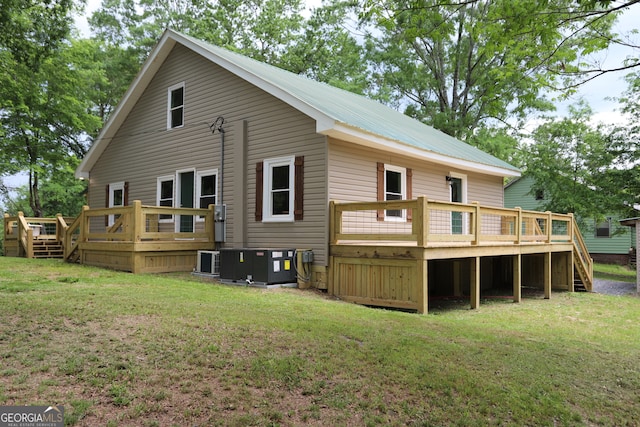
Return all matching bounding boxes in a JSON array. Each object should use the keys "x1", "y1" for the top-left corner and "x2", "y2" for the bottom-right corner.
[{"x1": 554, "y1": 4, "x2": 640, "y2": 126}]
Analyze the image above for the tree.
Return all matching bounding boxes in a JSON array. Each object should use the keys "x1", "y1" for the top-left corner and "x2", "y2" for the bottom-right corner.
[
  {"x1": 521, "y1": 102, "x2": 626, "y2": 224},
  {"x1": 1, "y1": 157, "x2": 87, "y2": 217},
  {"x1": 0, "y1": 0, "x2": 103, "y2": 216},
  {"x1": 361, "y1": 0, "x2": 618, "y2": 149}
]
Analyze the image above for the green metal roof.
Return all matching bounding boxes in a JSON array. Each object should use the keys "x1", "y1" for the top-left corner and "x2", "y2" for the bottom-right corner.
[{"x1": 181, "y1": 32, "x2": 519, "y2": 174}]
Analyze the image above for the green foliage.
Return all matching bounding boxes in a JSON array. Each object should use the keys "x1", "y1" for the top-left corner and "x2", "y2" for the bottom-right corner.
[
  {"x1": 361, "y1": 0, "x2": 617, "y2": 144},
  {"x1": 2, "y1": 157, "x2": 87, "y2": 217},
  {"x1": 522, "y1": 101, "x2": 634, "y2": 224},
  {"x1": 0, "y1": 2, "x2": 102, "y2": 217}
]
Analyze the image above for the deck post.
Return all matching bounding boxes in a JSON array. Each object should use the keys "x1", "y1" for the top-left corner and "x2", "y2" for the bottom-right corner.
[
  {"x1": 513, "y1": 254, "x2": 521, "y2": 303},
  {"x1": 543, "y1": 252, "x2": 551, "y2": 299},
  {"x1": 567, "y1": 251, "x2": 575, "y2": 292},
  {"x1": 470, "y1": 256, "x2": 480, "y2": 309},
  {"x1": 329, "y1": 200, "x2": 338, "y2": 245},
  {"x1": 545, "y1": 211, "x2": 552, "y2": 243},
  {"x1": 416, "y1": 196, "x2": 428, "y2": 247},
  {"x1": 515, "y1": 207, "x2": 522, "y2": 244},
  {"x1": 206, "y1": 204, "x2": 215, "y2": 243},
  {"x1": 472, "y1": 201, "x2": 481, "y2": 245},
  {"x1": 417, "y1": 258, "x2": 428, "y2": 314},
  {"x1": 132, "y1": 200, "x2": 143, "y2": 242}
]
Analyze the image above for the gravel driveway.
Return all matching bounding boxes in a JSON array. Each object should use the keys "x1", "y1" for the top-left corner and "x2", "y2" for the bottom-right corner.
[{"x1": 592, "y1": 278, "x2": 638, "y2": 296}]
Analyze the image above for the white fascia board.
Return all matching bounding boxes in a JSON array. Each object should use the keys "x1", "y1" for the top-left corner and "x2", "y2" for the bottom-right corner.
[
  {"x1": 321, "y1": 123, "x2": 521, "y2": 178},
  {"x1": 76, "y1": 33, "x2": 178, "y2": 179}
]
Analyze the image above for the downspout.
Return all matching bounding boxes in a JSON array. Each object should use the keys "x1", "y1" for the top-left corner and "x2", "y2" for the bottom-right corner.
[
  {"x1": 210, "y1": 116, "x2": 225, "y2": 205},
  {"x1": 210, "y1": 117, "x2": 225, "y2": 249}
]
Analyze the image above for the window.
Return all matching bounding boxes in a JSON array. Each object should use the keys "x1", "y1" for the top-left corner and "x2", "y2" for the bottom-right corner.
[
  {"x1": 107, "y1": 181, "x2": 126, "y2": 227},
  {"x1": 156, "y1": 176, "x2": 174, "y2": 221},
  {"x1": 596, "y1": 218, "x2": 611, "y2": 238},
  {"x1": 167, "y1": 82, "x2": 185, "y2": 129},
  {"x1": 261, "y1": 157, "x2": 295, "y2": 222},
  {"x1": 196, "y1": 169, "x2": 218, "y2": 221},
  {"x1": 255, "y1": 157, "x2": 304, "y2": 222},
  {"x1": 535, "y1": 189, "x2": 544, "y2": 200},
  {"x1": 376, "y1": 163, "x2": 411, "y2": 221}
]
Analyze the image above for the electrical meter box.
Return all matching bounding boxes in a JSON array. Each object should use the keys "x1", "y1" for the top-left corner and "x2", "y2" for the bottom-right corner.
[{"x1": 219, "y1": 248, "x2": 296, "y2": 285}]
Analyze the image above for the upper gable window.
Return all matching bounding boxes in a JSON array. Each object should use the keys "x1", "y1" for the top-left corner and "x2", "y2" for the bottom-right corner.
[{"x1": 167, "y1": 82, "x2": 185, "y2": 129}]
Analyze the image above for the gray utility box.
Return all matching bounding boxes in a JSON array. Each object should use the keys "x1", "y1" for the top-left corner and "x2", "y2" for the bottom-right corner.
[{"x1": 219, "y1": 248, "x2": 296, "y2": 285}]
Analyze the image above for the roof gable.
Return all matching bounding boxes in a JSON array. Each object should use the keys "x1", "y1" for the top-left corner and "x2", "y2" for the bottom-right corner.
[{"x1": 77, "y1": 29, "x2": 520, "y2": 178}]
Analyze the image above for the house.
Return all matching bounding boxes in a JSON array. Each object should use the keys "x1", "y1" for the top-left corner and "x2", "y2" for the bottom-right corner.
[
  {"x1": 4, "y1": 29, "x2": 593, "y2": 313},
  {"x1": 505, "y1": 176, "x2": 636, "y2": 265}
]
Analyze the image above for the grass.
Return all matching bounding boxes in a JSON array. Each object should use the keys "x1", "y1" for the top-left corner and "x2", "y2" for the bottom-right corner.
[
  {"x1": 593, "y1": 262, "x2": 637, "y2": 282},
  {"x1": 0, "y1": 257, "x2": 639, "y2": 426}
]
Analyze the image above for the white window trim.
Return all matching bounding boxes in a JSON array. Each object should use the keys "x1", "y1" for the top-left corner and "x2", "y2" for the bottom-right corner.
[
  {"x1": 167, "y1": 82, "x2": 185, "y2": 130},
  {"x1": 156, "y1": 175, "x2": 175, "y2": 223},
  {"x1": 262, "y1": 156, "x2": 295, "y2": 223},
  {"x1": 448, "y1": 172, "x2": 468, "y2": 203},
  {"x1": 196, "y1": 169, "x2": 218, "y2": 222},
  {"x1": 384, "y1": 164, "x2": 407, "y2": 222},
  {"x1": 595, "y1": 218, "x2": 612, "y2": 238},
  {"x1": 449, "y1": 171, "x2": 468, "y2": 233},
  {"x1": 108, "y1": 181, "x2": 125, "y2": 227}
]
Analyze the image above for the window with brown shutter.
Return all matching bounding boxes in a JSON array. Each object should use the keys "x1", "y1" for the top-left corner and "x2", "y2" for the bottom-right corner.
[
  {"x1": 256, "y1": 156, "x2": 304, "y2": 222},
  {"x1": 377, "y1": 163, "x2": 410, "y2": 221},
  {"x1": 255, "y1": 161, "x2": 263, "y2": 221}
]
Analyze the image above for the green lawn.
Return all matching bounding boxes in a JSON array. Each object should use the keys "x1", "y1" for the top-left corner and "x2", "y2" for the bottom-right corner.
[
  {"x1": 593, "y1": 262, "x2": 637, "y2": 282},
  {"x1": 1, "y1": 257, "x2": 639, "y2": 426}
]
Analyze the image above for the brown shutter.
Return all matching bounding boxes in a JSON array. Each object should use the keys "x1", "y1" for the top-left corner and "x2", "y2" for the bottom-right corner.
[
  {"x1": 255, "y1": 161, "x2": 263, "y2": 221},
  {"x1": 376, "y1": 162, "x2": 384, "y2": 221},
  {"x1": 105, "y1": 184, "x2": 109, "y2": 226},
  {"x1": 294, "y1": 156, "x2": 304, "y2": 221},
  {"x1": 406, "y1": 168, "x2": 412, "y2": 222},
  {"x1": 123, "y1": 181, "x2": 129, "y2": 206}
]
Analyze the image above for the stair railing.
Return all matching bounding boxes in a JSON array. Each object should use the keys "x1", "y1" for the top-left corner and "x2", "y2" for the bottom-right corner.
[{"x1": 571, "y1": 214, "x2": 593, "y2": 291}]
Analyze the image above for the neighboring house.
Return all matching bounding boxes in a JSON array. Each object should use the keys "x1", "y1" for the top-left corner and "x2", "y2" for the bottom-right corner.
[
  {"x1": 504, "y1": 176, "x2": 636, "y2": 265},
  {"x1": 75, "y1": 29, "x2": 521, "y2": 288}
]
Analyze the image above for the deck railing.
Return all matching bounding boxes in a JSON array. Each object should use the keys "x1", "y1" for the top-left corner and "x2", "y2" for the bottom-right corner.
[
  {"x1": 4, "y1": 202, "x2": 216, "y2": 261},
  {"x1": 3, "y1": 213, "x2": 71, "y2": 258},
  {"x1": 62, "y1": 200, "x2": 216, "y2": 259},
  {"x1": 330, "y1": 196, "x2": 575, "y2": 247}
]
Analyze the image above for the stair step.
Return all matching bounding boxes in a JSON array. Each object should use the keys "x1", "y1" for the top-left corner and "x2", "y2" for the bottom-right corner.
[{"x1": 31, "y1": 240, "x2": 65, "y2": 259}]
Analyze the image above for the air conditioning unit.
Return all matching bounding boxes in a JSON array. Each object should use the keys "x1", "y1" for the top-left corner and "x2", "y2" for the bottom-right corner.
[{"x1": 196, "y1": 250, "x2": 220, "y2": 276}]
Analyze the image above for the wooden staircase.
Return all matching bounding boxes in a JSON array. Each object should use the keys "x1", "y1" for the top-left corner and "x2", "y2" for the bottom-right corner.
[
  {"x1": 32, "y1": 240, "x2": 64, "y2": 259},
  {"x1": 572, "y1": 220, "x2": 593, "y2": 292}
]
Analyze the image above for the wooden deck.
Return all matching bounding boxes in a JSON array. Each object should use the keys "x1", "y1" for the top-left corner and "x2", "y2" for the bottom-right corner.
[
  {"x1": 328, "y1": 197, "x2": 593, "y2": 313},
  {"x1": 4, "y1": 201, "x2": 216, "y2": 273},
  {"x1": 5, "y1": 197, "x2": 593, "y2": 314}
]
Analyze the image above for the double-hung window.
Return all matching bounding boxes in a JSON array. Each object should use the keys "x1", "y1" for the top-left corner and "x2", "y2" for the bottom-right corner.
[
  {"x1": 167, "y1": 82, "x2": 185, "y2": 129},
  {"x1": 384, "y1": 164, "x2": 406, "y2": 220},
  {"x1": 263, "y1": 156, "x2": 295, "y2": 222},
  {"x1": 156, "y1": 176, "x2": 175, "y2": 221},
  {"x1": 196, "y1": 169, "x2": 218, "y2": 221}
]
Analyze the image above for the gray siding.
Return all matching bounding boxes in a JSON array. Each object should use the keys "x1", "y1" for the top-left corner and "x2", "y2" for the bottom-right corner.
[
  {"x1": 89, "y1": 44, "x2": 329, "y2": 264},
  {"x1": 328, "y1": 139, "x2": 504, "y2": 206}
]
